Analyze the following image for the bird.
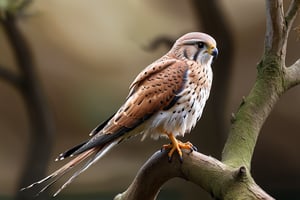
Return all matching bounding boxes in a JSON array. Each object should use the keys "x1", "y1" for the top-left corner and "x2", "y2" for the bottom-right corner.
[{"x1": 20, "y1": 32, "x2": 218, "y2": 197}]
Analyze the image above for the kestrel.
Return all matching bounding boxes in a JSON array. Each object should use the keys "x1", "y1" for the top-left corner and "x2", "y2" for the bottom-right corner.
[{"x1": 21, "y1": 32, "x2": 218, "y2": 196}]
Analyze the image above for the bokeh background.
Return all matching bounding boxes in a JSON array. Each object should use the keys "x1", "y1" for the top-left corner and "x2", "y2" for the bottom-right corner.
[{"x1": 0, "y1": 0, "x2": 299, "y2": 199}]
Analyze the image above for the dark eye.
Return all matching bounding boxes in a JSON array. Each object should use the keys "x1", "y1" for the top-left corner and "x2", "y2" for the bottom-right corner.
[{"x1": 197, "y1": 42, "x2": 205, "y2": 49}]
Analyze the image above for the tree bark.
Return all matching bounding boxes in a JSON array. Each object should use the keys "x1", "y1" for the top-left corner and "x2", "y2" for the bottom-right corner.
[{"x1": 115, "y1": 151, "x2": 273, "y2": 200}]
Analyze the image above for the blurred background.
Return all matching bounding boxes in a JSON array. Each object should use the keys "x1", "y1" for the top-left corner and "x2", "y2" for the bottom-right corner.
[{"x1": 0, "y1": 0, "x2": 299, "y2": 199}]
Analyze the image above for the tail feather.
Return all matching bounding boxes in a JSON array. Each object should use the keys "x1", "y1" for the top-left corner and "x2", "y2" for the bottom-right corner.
[
  {"x1": 36, "y1": 149, "x2": 95, "y2": 197},
  {"x1": 53, "y1": 141, "x2": 118, "y2": 196},
  {"x1": 35, "y1": 171, "x2": 67, "y2": 197},
  {"x1": 20, "y1": 147, "x2": 99, "y2": 196},
  {"x1": 55, "y1": 141, "x2": 88, "y2": 161}
]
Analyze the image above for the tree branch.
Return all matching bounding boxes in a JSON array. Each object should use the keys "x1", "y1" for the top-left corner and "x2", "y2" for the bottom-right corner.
[
  {"x1": 114, "y1": 151, "x2": 274, "y2": 200},
  {"x1": 285, "y1": 0, "x2": 300, "y2": 32},
  {"x1": 222, "y1": 0, "x2": 300, "y2": 169},
  {"x1": 265, "y1": 0, "x2": 299, "y2": 61},
  {"x1": 284, "y1": 58, "x2": 300, "y2": 89},
  {"x1": 264, "y1": 0, "x2": 286, "y2": 57}
]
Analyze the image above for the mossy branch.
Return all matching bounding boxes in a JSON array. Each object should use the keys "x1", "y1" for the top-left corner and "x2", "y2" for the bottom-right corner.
[{"x1": 222, "y1": 0, "x2": 299, "y2": 168}]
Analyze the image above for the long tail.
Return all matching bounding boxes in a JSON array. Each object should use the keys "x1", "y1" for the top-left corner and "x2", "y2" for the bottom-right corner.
[{"x1": 20, "y1": 140, "x2": 118, "y2": 197}]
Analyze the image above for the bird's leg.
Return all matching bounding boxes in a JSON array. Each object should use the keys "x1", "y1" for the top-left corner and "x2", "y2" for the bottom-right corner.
[{"x1": 162, "y1": 132, "x2": 194, "y2": 162}]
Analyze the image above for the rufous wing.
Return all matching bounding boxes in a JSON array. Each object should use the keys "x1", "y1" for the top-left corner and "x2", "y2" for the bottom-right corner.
[{"x1": 71, "y1": 59, "x2": 189, "y2": 156}]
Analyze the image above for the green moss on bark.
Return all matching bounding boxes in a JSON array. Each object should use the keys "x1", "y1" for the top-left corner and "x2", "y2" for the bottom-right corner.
[{"x1": 222, "y1": 55, "x2": 285, "y2": 169}]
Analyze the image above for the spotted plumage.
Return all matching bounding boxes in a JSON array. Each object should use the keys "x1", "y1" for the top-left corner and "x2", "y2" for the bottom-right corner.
[{"x1": 20, "y1": 32, "x2": 218, "y2": 196}]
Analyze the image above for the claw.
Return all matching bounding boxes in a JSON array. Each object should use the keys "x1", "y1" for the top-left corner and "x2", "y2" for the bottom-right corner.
[
  {"x1": 161, "y1": 132, "x2": 194, "y2": 162},
  {"x1": 192, "y1": 145, "x2": 198, "y2": 152},
  {"x1": 179, "y1": 155, "x2": 183, "y2": 163},
  {"x1": 168, "y1": 156, "x2": 172, "y2": 163}
]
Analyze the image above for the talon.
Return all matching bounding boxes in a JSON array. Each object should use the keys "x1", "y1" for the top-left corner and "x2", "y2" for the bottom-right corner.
[
  {"x1": 179, "y1": 155, "x2": 183, "y2": 163},
  {"x1": 161, "y1": 132, "x2": 194, "y2": 162},
  {"x1": 192, "y1": 145, "x2": 198, "y2": 152}
]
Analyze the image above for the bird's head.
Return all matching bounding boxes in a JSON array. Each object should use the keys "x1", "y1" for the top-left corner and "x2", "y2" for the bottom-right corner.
[{"x1": 171, "y1": 32, "x2": 218, "y2": 65}]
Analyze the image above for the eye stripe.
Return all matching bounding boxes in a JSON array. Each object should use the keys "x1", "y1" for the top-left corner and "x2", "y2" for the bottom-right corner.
[
  {"x1": 183, "y1": 49, "x2": 189, "y2": 59},
  {"x1": 193, "y1": 49, "x2": 201, "y2": 61}
]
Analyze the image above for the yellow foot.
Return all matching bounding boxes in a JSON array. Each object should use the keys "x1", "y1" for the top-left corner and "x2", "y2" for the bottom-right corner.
[{"x1": 162, "y1": 133, "x2": 196, "y2": 162}]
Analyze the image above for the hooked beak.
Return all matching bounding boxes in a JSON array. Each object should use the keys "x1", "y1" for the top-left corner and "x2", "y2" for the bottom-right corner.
[{"x1": 208, "y1": 47, "x2": 218, "y2": 58}]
